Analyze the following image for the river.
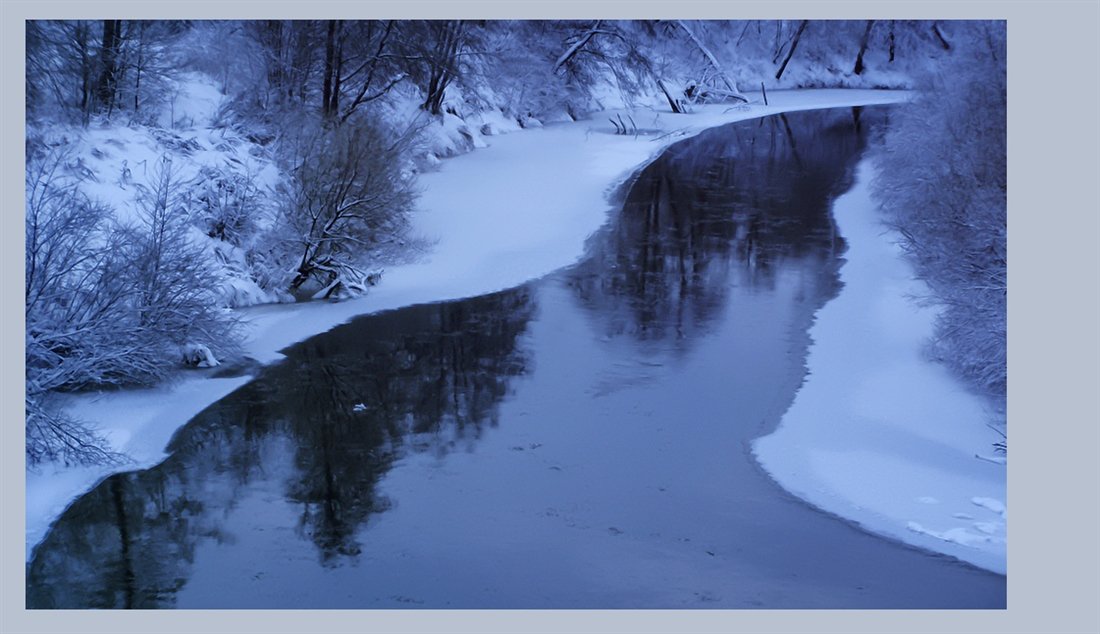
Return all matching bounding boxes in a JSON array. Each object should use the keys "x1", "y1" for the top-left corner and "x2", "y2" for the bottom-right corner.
[{"x1": 27, "y1": 107, "x2": 1006, "y2": 609}]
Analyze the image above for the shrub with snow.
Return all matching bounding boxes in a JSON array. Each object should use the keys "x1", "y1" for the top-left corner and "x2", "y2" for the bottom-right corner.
[
  {"x1": 266, "y1": 114, "x2": 416, "y2": 300},
  {"x1": 25, "y1": 146, "x2": 242, "y2": 464},
  {"x1": 872, "y1": 23, "x2": 1006, "y2": 401}
]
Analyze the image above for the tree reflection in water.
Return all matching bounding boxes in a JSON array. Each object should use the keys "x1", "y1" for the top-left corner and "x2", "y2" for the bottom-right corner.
[
  {"x1": 570, "y1": 107, "x2": 877, "y2": 351},
  {"x1": 27, "y1": 288, "x2": 535, "y2": 608}
]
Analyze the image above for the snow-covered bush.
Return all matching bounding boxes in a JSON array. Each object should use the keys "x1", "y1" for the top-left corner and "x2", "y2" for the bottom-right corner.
[
  {"x1": 25, "y1": 146, "x2": 242, "y2": 463},
  {"x1": 871, "y1": 22, "x2": 1006, "y2": 399},
  {"x1": 26, "y1": 146, "x2": 148, "y2": 393},
  {"x1": 191, "y1": 164, "x2": 263, "y2": 246},
  {"x1": 266, "y1": 115, "x2": 417, "y2": 299},
  {"x1": 123, "y1": 156, "x2": 242, "y2": 361},
  {"x1": 25, "y1": 148, "x2": 143, "y2": 463}
]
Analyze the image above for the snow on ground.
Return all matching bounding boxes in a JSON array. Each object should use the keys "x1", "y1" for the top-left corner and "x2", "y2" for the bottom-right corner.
[
  {"x1": 34, "y1": 74, "x2": 285, "y2": 309},
  {"x1": 752, "y1": 161, "x2": 1007, "y2": 574},
  {"x1": 27, "y1": 89, "x2": 910, "y2": 560}
]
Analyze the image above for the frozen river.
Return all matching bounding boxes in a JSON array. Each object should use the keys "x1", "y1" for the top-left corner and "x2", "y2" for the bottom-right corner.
[{"x1": 27, "y1": 107, "x2": 1006, "y2": 609}]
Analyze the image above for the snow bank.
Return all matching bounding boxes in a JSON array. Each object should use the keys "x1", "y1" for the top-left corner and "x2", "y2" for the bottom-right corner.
[
  {"x1": 28, "y1": 89, "x2": 910, "y2": 559},
  {"x1": 25, "y1": 375, "x2": 251, "y2": 560},
  {"x1": 752, "y1": 162, "x2": 1007, "y2": 574}
]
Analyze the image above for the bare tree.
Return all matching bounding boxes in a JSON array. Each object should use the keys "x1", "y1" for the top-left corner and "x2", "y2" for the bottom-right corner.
[
  {"x1": 96, "y1": 19, "x2": 123, "y2": 115},
  {"x1": 392, "y1": 20, "x2": 472, "y2": 116},
  {"x1": 126, "y1": 157, "x2": 242, "y2": 360},
  {"x1": 775, "y1": 20, "x2": 809, "y2": 80},
  {"x1": 26, "y1": 146, "x2": 153, "y2": 463},
  {"x1": 275, "y1": 116, "x2": 417, "y2": 299},
  {"x1": 26, "y1": 21, "x2": 100, "y2": 124},
  {"x1": 322, "y1": 20, "x2": 406, "y2": 123},
  {"x1": 25, "y1": 145, "x2": 144, "y2": 393},
  {"x1": 853, "y1": 20, "x2": 876, "y2": 75}
]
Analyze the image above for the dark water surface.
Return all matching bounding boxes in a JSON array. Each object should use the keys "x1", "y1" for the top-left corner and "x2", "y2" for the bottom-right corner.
[{"x1": 27, "y1": 108, "x2": 1006, "y2": 609}]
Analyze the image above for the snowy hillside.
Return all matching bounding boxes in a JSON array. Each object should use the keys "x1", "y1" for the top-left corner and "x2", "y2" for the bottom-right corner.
[{"x1": 30, "y1": 74, "x2": 285, "y2": 309}]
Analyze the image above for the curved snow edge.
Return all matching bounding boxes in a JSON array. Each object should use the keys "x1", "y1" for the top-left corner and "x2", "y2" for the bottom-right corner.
[
  {"x1": 751, "y1": 160, "x2": 1006, "y2": 575},
  {"x1": 27, "y1": 90, "x2": 911, "y2": 561}
]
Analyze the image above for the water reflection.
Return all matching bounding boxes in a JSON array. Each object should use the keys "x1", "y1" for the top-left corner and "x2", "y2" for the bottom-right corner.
[
  {"x1": 24, "y1": 107, "x2": 959, "y2": 610},
  {"x1": 570, "y1": 108, "x2": 872, "y2": 348},
  {"x1": 27, "y1": 289, "x2": 535, "y2": 608}
]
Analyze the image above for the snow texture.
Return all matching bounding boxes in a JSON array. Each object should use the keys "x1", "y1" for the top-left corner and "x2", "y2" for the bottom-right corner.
[
  {"x1": 27, "y1": 89, "x2": 909, "y2": 560},
  {"x1": 29, "y1": 73, "x2": 285, "y2": 310},
  {"x1": 752, "y1": 162, "x2": 1006, "y2": 574}
]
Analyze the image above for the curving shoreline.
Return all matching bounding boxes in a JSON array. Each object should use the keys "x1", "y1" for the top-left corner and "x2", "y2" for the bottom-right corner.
[
  {"x1": 752, "y1": 161, "x2": 1007, "y2": 575},
  {"x1": 26, "y1": 90, "x2": 912, "y2": 560}
]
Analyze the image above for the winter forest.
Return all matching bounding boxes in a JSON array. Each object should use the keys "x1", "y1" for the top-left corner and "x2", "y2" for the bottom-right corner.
[{"x1": 25, "y1": 18, "x2": 1009, "y2": 610}]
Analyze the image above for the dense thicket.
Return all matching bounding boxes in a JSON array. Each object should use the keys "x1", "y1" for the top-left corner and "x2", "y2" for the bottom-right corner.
[
  {"x1": 25, "y1": 19, "x2": 1003, "y2": 464},
  {"x1": 871, "y1": 22, "x2": 1007, "y2": 407},
  {"x1": 28, "y1": 19, "x2": 964, "y2": 125}
]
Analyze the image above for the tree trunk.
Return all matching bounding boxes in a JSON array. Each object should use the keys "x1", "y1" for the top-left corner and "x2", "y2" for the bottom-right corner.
[
  {"x1": 932, "y1": 21, "x2": 952, "y2": 50},
  {"x1": 77, "y1": 22, "x2": 92, "y2": 124},
  {"x1": 853, "y1": 20, "x2": 875, "y2": 75},
  {"x1": 263, "y1": 20, "x2": 285, "y2": 100},
  {"x1": 775, "y1": 20, "x2": 808, "y2": 81},
  {"x1": 293, "y1": 24, "x2": 313, "y2": 106},
  {"x1": 421, "y1": 21, "x2": 463, "y2": 115},
  {"x1": 772, "y1": 20, "x2": 783, "y2": 63},
  {"x1": 330, "y1": 29, "x2": 343, "y2": 116},
  {"x1": 657, "y1": 79, "x2": 684, "y2": 114},
  {"x1": 888, "y1": 20, "x2": 896, "y2": 62},
  {"x1": 424, "y1": 70, "x2": 444, "y2": 115},
  {"x1": 322, "y1": 20, "x2": 336, "y2": 117},
  {"x1": 97, "y1": 19, "x2": 123, "y2": 113},
  {"x1": 133, "y1": 21, "x2": 145, "y2": 112}
]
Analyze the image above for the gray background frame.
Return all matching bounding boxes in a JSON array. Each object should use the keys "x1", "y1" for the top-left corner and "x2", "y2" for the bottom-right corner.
[{"x1": 3, "y1": 1, "x2": 1098, "y2": 633}]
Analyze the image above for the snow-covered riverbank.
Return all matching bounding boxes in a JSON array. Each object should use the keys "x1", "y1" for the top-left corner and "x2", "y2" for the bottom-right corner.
[
  {"x1": 26, "y1": 89, "x2": 910, "y2": 559},
  {"x1": 753, "y1": 162, "x2": 1007, "y2": 574}
]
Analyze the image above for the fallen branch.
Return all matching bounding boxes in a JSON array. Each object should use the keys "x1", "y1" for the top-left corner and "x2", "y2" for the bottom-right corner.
[{"x1": 676, "y1": 20, "x2": 748, "y2": 103}]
